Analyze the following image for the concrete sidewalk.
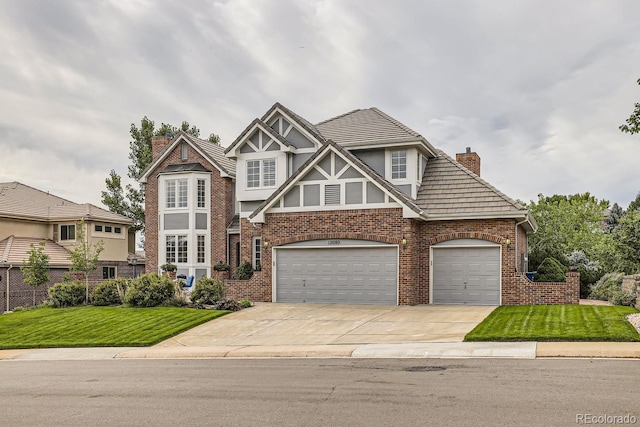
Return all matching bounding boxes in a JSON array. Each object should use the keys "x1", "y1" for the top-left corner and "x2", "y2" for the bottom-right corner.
[{"x1": 1, "y1": 342, "x2": 639, "y2": 360}]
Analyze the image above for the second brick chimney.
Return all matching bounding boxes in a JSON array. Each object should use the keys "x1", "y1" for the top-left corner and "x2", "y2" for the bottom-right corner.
[
  {"x1": 456, "y1": 147, "x2": 481, "y2": 176},
  {"x1": 151, "y1": 135, "x2": 173, "y2": 161}
]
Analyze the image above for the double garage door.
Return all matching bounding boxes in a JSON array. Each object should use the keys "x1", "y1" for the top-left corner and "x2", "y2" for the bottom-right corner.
[
  {"x1": 431, "y1": 246, "x2": 501, "y2": 305},
  {"x1": 275, "y1": 246, "x2": 397, "y2": 305}
]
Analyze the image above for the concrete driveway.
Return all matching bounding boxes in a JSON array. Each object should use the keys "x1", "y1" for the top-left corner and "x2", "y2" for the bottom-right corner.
[{"x1": 156, "y1": 303, "x2": 496, "y2": 348}]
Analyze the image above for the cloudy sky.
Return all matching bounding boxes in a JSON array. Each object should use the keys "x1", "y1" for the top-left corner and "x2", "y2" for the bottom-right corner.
[{"x1": 1, "y1": 0, "x2": 639, "y2": 210}]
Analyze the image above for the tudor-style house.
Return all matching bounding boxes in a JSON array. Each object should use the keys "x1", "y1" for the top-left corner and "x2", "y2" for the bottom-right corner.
[
  {"x1": 0, "y1": 182, "x2": 141, "y2": 312},
  {"x1": 142, "y1": 103, "x2": 579, "y2": 306}
]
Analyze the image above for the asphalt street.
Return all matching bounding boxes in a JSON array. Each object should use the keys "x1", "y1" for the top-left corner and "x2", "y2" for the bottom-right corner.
[{"x1": 0, "y1": 358, "x2": 637, "y2": 426}]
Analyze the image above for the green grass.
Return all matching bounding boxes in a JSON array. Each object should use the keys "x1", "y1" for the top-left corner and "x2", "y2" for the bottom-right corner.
[
  {"x1": 464, "y1": 305, "x2": 640, "y2": 342},
  {"x1": 0, "y1": 306, "x2": 228, "y2": 349}
]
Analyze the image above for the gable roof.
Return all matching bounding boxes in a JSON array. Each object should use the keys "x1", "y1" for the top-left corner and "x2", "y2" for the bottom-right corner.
[
  {"x1": 224, "y1": 118, "x2": 293, "y2": 157},
  {"x1": 261, "y1": 102, "x2": 327, "y2": 144},
  {"x1": 416, "y1": 151, "x2": 537, "y2": 230},
  {"x1": 249, "y1": 139, "x2": 425, "y2": 223},
  {"x1": 0, "y1": 182, "x2": 133, "y2": 224},
  {"x1": 0, "y1": 236, "x2": 71, "y2": 266},
  {"x1": 139, "y1": 132, "x2": 235, "y2": 182},
  {"x1": 315, "y1": 108, "x2": 437, "y2": 156}
]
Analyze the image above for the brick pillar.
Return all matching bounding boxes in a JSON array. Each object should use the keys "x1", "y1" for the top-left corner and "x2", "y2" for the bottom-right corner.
[
  {"x1": 565, "y1": 271, "x2": 580, "y2": 304},
  {"x1": 456, "y1": 148, "x2": 481, "y2": 176}
]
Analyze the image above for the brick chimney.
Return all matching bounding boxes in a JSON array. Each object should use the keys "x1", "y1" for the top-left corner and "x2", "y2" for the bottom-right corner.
[
  {"x1": 151, "y1": 135, "x2": 173, "y2": 161},
  {"x1": 456, "y1": 147, "x2": 481, "y2": 176}
]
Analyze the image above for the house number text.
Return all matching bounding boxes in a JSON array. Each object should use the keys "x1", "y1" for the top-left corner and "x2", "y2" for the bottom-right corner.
[{"x1": 328, "y1": 240, "x2": 341, "y2": 245}]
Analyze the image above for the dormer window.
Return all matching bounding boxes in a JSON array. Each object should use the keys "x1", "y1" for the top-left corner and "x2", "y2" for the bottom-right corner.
[{"x1": 391, "y1": 150, "x2": 407, "y2": 179}]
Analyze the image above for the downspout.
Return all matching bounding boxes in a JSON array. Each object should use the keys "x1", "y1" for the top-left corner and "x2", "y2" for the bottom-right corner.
[
  {"x1": 515, "y1": 220, "x2": 528, "y2": 275},
  {"x1": 6, "y1": 264, "x2": 13, "y2": 313}
]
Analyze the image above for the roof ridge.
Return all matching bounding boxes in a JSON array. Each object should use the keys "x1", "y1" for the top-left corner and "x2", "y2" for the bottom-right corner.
[
  {"x1": 370, "y1": 108, "x2": 421, "y2": 138},
  {"x1": 315, "y1": 108, "x2": 362, "y2": 126},
  {"x1": 0, "y1": 181, "x2": 78, "y2": 207},
  {"x1": 266, "y1": 102, "x2": 326, "y2": 143},
  {"x1": 436, "y1": 149, "x2": 524, "y2": 210}
]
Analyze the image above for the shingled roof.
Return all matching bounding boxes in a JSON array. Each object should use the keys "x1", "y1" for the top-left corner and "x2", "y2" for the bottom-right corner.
[
  {"x1": 179, "y1": 132, "x2": 236, "y2": 177},
  {"x1": 0, "y1": 236, "x2": 71, "y2": 265},
  {"x1": 0, "y1": 182, "x2": 132, "y2": 224},
  {"x1": 315, "y1": 108, "x2": 437, "y2": 155},
  {"x1": 416, "y1": 150, "x2": 535, "y2": 228}
]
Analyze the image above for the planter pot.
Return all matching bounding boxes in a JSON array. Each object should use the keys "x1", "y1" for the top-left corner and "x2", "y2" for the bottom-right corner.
[
  {"x1": 164, "y1": 271, "x2": 177, "y2": 280},
  {"x1": 214, "y1": 270, "x2": 230, "y2": 280}
]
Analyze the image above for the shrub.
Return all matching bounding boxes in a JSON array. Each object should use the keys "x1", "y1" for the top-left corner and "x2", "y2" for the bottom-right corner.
[
  {"x1": 608, "y1": 289, "x2": 637, "y2": 306},
  {"x1": 90, "y1": 278, "x2": 130, "y2": 306},
  {"x1": 160, "y1": 263, "x2": 177, "y2": 272},
  {"x1": 533, "y1": 257, "x2": 566, "y2": 282},
  {"x1": 589, "y1": 272, "x2": 624, "y2": 301},
  {"x1": 124, "y1": 273, "x2": 176, "y2": 307},
  {"x1": 239, "y1": 299, "x2": 252, "y2": 308},
  {"x1": 191, "y1": 277, "x2": 226, "y2": 306},
  {"x1": 236, "y1": 261, "x2": 254, "y2": 280},
  {"x1": 213, "y1": 262, "x2": 230, "y2": 272},
  {"x1": 211, "y1": 298, "x2": 241, "y2": 311},
  {"x1": 47, "y1": 281, "x2": 86, "y2": 308},
  {"x1": 568, "y1": 250, "x2": 604, "y2": 298}
]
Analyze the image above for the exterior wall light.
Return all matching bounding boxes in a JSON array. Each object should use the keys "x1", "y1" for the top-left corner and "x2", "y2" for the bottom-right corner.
[
  {"x1": 505, "y1": 238, "x2": 511, "y2": 245},
  {"x1": 263, "y1": 240, "x2": 269, "y2": 247},
  {"x1": 401, "y1": 236, "x2": 407, "y2": 246}
]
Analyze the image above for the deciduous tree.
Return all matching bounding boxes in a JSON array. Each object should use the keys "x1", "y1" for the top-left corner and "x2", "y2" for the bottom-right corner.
[
  {"x1": 21, "y1": 241, "x2": 50, "y2": 306},
  {"x1": 70, "y1": 221, "x2": 104, "y2": 303}
]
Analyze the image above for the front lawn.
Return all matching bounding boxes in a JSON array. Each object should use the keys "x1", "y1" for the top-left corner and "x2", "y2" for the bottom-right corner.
[
  {"x1": 464, "y1": 305, "x2": 640, "y2": 342},
  {"x1": 0, "y1": 306, "x2": 228, "y2": 349}
]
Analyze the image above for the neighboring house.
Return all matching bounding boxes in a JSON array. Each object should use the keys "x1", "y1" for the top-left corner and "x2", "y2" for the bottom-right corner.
[
  {"x1": 0, "y1": 182, "x2": 142, "y2": 312},
  {"x1": 142, "y1": 103, "x2": 578, "y2": 306}
]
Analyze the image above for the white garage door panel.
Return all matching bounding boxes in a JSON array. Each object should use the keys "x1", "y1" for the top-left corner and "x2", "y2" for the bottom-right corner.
[
  {"x1": 433, "y1": 246, "x2": 500, "y2": 305},
  {"x1": 276, "y1": 246, "x2": 397, "y2": 305}
]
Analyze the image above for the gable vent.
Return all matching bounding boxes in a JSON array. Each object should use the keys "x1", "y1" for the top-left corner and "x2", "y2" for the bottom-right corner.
[{"x1": 324, "y1": 184, "x2": 341, "y2": 205}]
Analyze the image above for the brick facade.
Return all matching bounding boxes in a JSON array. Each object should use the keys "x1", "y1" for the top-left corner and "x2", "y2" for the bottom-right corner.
[{"x1": 144, "y1": 139, "x2": 234, "y2": 275}]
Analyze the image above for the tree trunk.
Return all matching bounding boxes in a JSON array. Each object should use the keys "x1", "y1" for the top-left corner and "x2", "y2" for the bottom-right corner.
[{"x1": 85, "y1": 274, "x2": 89, "y2": 304}]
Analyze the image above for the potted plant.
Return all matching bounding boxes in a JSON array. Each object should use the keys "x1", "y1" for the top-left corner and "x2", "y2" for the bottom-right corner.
[{"x1": 160, "y1": 263, "x2": 177, "y2": 279}]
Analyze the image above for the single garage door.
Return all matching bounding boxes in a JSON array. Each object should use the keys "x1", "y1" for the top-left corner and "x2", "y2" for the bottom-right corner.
[
  {"x1": 275, "y1": 246, "x2": 397, "y2": 305},
  {"x1": 432, "y1": 246, "x2": 500, "y2": 305}
]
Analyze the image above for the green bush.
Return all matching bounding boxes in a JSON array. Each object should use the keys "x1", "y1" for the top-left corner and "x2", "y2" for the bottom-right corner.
[
  {"x1": 213, "y1": 262, "x2": 230, "y2": 272},
  {"x1": 90, "y1": 278, "x2": 130, "y2": 306},
  {"x1": 124, "y1": 273, "x2": 176, "y2": 307},
  {"x1": 239, "y1": 299, "x2": 252, "y2": 308},
  {"x1": 608, "y1": 289, "x2": 637, "y2": 306},
  {"x1": 589, "y1": 272, "x2": 624, "y2": 301},
  {"x1": 533, "y1": 257, "x2": 566, "y2": 282},
  {"x1": 236, "y1": 261, "x2": 254, "y2": 280},
  {"x1": 47, "y1": 281, "x2": 86, "y2": 308},
  {"x1": 190, "y1": 277, "x2": 226, "y2": 306},
  {"x1": 211, "y1": 298, "x2": 241, "y2": 311}
]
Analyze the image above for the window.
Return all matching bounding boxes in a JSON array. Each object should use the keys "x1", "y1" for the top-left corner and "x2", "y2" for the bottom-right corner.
[
  {"x1": 95, "y1": 225, "x2": 103, "y2": 232},
  {"x1": 114, "y1": 227, "x2": 122, "y2": 234},
  {"x1": 105, "y1": 225, "x2": 112, "y2": 233},
  {"x1": 253, "y1": 237, "x2": 262, "y2": 269},
  {"x1": 263, "y1": 159, "x2": 276, "y2": 187},
  {"x1": 247, "y1": 160, "x2": 260, "y2": 188},
  {"x1": 60, "y1": 224, "x2": 75, "y2": 241},
  {"x1": 102, "y1": 266, "x2": 116, "y2": 280},
  {"x1": 166, "y1": 180, "x2": 176, "y2": 208},
  {"x1": 197, "y1": 179, "x2": 206, "y2": 208},
  {"x1": 247, "y1": 159, "x2": 276, "y2": 188},
  {"x1": 178, "y1": 179, "x2": 188, "y2": 208},
  {"x1": 177, "y1": 236, "x2": 188, "y2": 263},
  {"x1": 180, "y1": 142, "x2": 188, "y2": 160},
  {"x1": 166, "y1": 179, "x2": 188, "y2": 208},
  {"x1": 197, "y1": 235, "x2": 205, "y2": 263},
  {"x1": 391, "y1": 151, "x2": 407, "y2": 179},
  {"x1": 166, "y1": 236, "x2": 176, "y2": 263}
]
